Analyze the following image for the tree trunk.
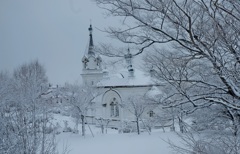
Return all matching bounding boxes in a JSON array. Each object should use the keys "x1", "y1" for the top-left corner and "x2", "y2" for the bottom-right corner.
[
  {"x1": 232, "y1": 116, "x2": 239, "y2": 137},
  {"x1": 81, "y1": 115, "x2": 85, "y2": 137},
  {"x1": 162, "y1": 125, "x2": 165, "y2": 133},
  {"x1": 101, "y1": 124, "x2": 104, "y2": 134},
  {"x1": 178, "y1": 117, "x2": 184, "y2": 133},
  {"x1": 136, "y1": 117, "x2": 140, "y2": 135},
  {"x1": 33, "y1": 102, "x2": 37, "y2": 154},
  {"x1": 41, "y1": 112, "x2": 47, "y2": 154}
]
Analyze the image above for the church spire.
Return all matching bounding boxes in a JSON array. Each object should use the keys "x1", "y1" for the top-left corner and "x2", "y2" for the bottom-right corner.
[
  {"x1": 88, "y1": 24, "x2": 95, "y2": 55},
  {"x1": 81, "y1": 24, "x2": 105, "y2": 86}
]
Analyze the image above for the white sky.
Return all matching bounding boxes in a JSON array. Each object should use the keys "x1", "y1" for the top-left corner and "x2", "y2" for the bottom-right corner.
[{"x1": 0, "y1": 0, "x2": 122, "y2": 85}]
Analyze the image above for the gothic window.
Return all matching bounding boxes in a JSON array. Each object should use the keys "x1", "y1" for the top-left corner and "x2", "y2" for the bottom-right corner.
[
  {"x1": 110, "y1": 102, "x2": 114, "y2": 116},
  {"x1": 110, "y1": 98, "x2": 119, "y2": 117},
  {"x1": 115, "y1": 104, "x2": 119, "y2": 117}
]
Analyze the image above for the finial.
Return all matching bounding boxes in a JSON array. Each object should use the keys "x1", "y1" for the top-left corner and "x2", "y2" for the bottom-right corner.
[
  {"x1": 88, "y1": 24, "x2": 94, "y2": 55},
  {"x1": 125, "y1": 47, "x2": 132, "y2": 59},
  {"x1": 88, "y1": 24, "x2": 93, "y2": 34},
  {"x1": 149, "y1": 66, "x2": 155, "y2": 77}
]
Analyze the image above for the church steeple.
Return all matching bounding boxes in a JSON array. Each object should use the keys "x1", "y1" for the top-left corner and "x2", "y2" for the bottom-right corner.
[
  {"x1": 81, "y1": 24, "x2": 105, "y2": 85},
  {"x1": 88, "y1": 24, "x2": 95, "y2": 55}
]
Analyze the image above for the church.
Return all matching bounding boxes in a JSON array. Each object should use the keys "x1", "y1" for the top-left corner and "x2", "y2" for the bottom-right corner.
[{"x1": 81, "y1": 25, "x2": 164, "y2": 130}]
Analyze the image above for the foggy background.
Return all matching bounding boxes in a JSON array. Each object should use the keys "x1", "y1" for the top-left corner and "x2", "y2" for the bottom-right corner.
[{"x1": 0, "y1": 0, "x2": 122, "y2": 85}]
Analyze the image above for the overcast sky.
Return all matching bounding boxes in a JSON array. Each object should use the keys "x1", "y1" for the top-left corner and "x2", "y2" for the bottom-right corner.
[{"x1": 0, "y1": 0, "x2": 121, "y2": 85}]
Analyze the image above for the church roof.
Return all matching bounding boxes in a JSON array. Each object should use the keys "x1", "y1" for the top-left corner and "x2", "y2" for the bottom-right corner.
[
  {"x1": 146, "y1": 86, "x2": 164, "y2": 99},
  {"x1": 88, "y1": 24, "x2": 95, "y2": 56},
  {"x1": 97, "y1": 69, "x2": 162, "y2": 88},
  {"x1": 83, "y1": 24, "x2": 96, "y2": 57}
]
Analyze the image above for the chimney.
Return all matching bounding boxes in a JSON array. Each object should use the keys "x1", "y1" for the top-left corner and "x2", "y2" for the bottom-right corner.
[{"x1": 124, "y1": 48, "x2": 134, "y2": 77}]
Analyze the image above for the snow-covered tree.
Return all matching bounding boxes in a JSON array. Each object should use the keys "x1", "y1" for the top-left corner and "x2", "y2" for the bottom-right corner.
[
  {"x1": 0, "y1": 71, "x2": 14, "y2": 153},
  {"x1": 94, "y1": 0, "x2": 240, "y2": 113},
  {"x1": 95, "y1": 117, "x2": 111, "y2": 134},
  {"x1": 94, "y1": 0, "x2": 240, "y2": 151},
  {"x1": 12, "y1": 60, "x2": 50, "y2": 154},
  {"x1": 64, "y1": 83, "x2": 101, "y2": 137},
  {"x1": 0, "y1": 61, "x2": 59, "y2": 154},
  {"x1": 121, "y1": 95, "x2": 155, "y2": 134}
]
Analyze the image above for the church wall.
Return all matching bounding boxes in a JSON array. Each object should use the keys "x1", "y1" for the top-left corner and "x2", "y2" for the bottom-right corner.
[
  {"x1": 81, "y1": 72, "x2": 104, "y2": 86},
  {"x1": 116, "y1": 86, "x2": 150, "y2": 121},
  {"x1": 85, "y1": 85, "x2": 165, "y2": 129},
  {"x1": 93, "y1": 86, "x2": 159, "y2": 128}
]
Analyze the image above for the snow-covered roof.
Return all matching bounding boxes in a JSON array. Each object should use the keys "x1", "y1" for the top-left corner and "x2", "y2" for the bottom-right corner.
[
  {"x1": 146, "y1": 86, "x2": 164, "y2": 99},
  {"x1": 97, "y1": 69, "x2": 161, "y2": 87}
]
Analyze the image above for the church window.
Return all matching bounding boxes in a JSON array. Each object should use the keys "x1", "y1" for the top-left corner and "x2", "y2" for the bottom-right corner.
[
  {"x1": 115, "y1": 104, "x2": 119, "y2": 117},
  {"x1": 110, "y1": 102, "x2": 115, "y2": 116},
  {"x1": 149, "y1": 111, "x2": 155, "y2": 117},
  {"x1": 110, "y1": 98, "x2": 119, "y2": 117}
]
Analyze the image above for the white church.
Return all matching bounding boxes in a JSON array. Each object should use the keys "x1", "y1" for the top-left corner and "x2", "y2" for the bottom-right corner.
[{"x1": 81, "y1": 25, "x2": 165, "y2": 130}]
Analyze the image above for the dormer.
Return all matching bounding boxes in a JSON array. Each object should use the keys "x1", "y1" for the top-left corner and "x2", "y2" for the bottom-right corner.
[{"x1": 124, "y1": 48, "x2": 134, "y2": 77}]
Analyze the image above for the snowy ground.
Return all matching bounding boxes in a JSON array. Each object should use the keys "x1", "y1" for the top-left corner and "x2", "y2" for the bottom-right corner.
[{"x1": 53, "y1": 114, "x2": 182, "y2": 154}]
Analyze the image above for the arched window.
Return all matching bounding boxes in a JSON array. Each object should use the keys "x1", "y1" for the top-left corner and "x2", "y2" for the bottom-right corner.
[
  {"x1": 110, "y1": 102, "x2": 115, "y2": 117},
  {"x1": 110, "y1": 98, "x2": 119, "y2": 117}
]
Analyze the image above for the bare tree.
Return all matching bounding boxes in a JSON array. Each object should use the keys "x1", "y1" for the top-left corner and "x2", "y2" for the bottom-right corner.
[
  {"x1": 0, "y1": 71, "x2": 15, "y2": 153},
  {"x1": 95, "y1": 117, "x2": 111, "y2": 134},
  {"x1": 0, "y1": 61, "x2": 60, "y2": 154},
  {"x1": 95, "y1": 0, "x2": 240, "y2": 110},
  {"x1": 64, "y1": 83, "x2": 101, "y2": 137},
  {"x1": 95, "y1": 0, "x2": 240, "y2": 122},
  {"x1": 94, "y1": 0, "x2": 240, "y2": 152},
  {"x1": 121, "y1": 95, "x2": 154, "y2": 134},
  {"x1": 12, "y1": 61, "x2": 49, "y2": 154}
]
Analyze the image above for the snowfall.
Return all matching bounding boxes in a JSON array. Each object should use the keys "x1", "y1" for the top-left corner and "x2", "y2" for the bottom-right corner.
[{"x1": 53, "y1": 114, "x2": 182, "y2": 154}]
